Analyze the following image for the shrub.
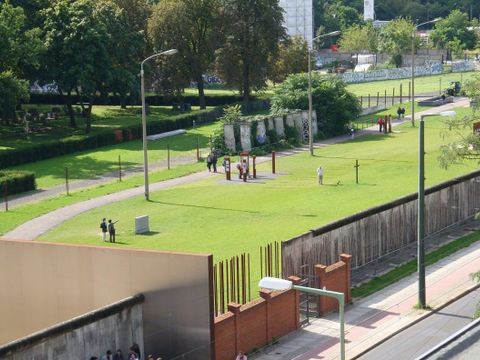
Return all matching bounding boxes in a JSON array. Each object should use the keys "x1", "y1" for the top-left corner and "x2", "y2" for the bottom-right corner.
[
  {"x1": 271, "y1": 73, "x2": 361, "y2": 138},
  {"x1": 0, "y1": 170, "x2": 36, "y2": 195}
]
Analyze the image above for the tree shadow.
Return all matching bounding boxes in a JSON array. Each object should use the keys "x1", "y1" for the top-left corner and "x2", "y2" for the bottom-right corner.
[{"x1": 148, "y1": 200, "x2": 260, "y2": 214}]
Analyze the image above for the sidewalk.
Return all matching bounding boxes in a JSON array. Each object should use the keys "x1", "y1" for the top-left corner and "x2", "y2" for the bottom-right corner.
[{"x1": 251, "y1": 228, "x2": 480, "y2": 360}]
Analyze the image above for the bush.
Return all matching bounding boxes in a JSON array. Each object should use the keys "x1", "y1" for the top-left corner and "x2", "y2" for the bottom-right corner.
[
  {"x1": 271, "y1": 73, "x2": 361, "y2": 138},
  {"x1": 0, "y1": 170, "x2": 36, "y2": 195},
  {"x1": 0, "y1": 107, "x2": 224, "y2": 168}
]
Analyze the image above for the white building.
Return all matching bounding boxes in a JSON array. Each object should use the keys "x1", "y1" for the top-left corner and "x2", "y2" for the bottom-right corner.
[
  {"x1": 279, "y1": 0, "x2": 314, "y2": 47},
  {"x1": 364, "y1": 0, "x2": 374, "y2": 21}
]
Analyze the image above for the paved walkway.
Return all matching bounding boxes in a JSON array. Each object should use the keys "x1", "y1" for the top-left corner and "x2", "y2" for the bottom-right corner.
[
  {"x1": 252, "y1": 231, "x2": 480, "y2": 360},
  {"x1": 1, "y1": 98, "x2": 470, "y2": 241}
]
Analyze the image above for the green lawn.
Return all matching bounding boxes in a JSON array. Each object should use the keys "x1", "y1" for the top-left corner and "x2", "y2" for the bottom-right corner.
[
  {"x1": 0, "y1": 105, "x2": 212, "y2": 151},
  {"x1": 37, "y1": 107, "x2": 478, "y2": 284},
  {"x1": 8, "y1": 122, "x2": 219, "y2": 189},
  {"x1": 346, "y1": 71, "x2": 477, "y2": 97}
]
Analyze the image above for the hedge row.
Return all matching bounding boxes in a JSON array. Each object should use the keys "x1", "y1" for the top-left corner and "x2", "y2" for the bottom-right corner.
[
  {"x1": 0, "y1": 170, "x2": 36, "y2": 195},
  {"x1": 29, "y1": 93, "x2": 248, "y2": 107},
  {"x1": 0, "y1": 107, "x2": 224, "y2": 168}
]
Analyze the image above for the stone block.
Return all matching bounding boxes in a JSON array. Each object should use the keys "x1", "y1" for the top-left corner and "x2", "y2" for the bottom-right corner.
[
  {"x1": 135, "y1": 215, "x2": 150, "y2": 234},
  {"x1": 224, "y1": 124, "x2": 236, "y2": 152},
  {"x1": 240, "y1": 122, "x2": 251, "y2": 151},
  {"x1": 274, "y1": 116, "x2": 285, "y2": 137}
]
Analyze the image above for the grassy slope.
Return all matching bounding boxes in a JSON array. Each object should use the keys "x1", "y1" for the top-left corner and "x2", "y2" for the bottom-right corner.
[{"x1": 37, "y1": 107, "x2": 477, "y2": 283}]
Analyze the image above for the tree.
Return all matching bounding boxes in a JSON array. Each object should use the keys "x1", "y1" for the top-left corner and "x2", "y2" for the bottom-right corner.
[
  {"x1": 269, "y1": 35, "x2": 308, "y2": 85},
  {"x1": 271, "y1": 73, "x2": 361, "y2": 137},
  {"x1": 379, "y1": 18, "x2": 415, "y2": 67},
  {"x1": 215, "y1": 0, "x2": 286, "y2": 102},
  {"x1": 0, "y1": 2, "x2": 43, "y2": 124},
  {"x1": 314, "y1": 0, "x2": 362, "y2": 38},
  {"x1": 148, "y1": 0, "x2": 221, "y2": 109},
  {"x1": 42, "y1": 0, "x2": 137, "y2": 132},
  {"x1": 438, "y1": 73, "x2": 480, "y2": 168},
  {"x1": 430, "y1": 10, "x2": 477, "y2": 58}
]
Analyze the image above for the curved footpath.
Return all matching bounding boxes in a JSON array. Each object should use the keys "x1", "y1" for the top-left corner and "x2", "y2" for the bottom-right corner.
[{"x1": 1, "y1": 98, "x2": 470, "y2": 241}]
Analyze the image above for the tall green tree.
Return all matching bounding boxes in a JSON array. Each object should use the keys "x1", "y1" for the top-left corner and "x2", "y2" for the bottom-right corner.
[
  {"x1": 379, "y1": 18, "x2": 415, "y2": 67},
  {"x1": 339, "y1": 22, "x2": 379, "y2": 65},
  {"x1": 0, "y1": 2, "x2": 43, "y2": 124},
  {"x1": 148, "y1": 0, "x2": 221, "y2": 109},
  {"x1": 268, "y1": 35, "x2": 308, "y2": 85},
  {"x1": 438, "y1": 73, "x2": 480, "y2": 168},
  {"x1": 42, "y1": 0, "x2": 139, "y2": 131},
  {"x1": 215, "y1": 0, "x2": 285, "y2": 102},
  {"x1": 430, "y1": 10, "x2": 477, "y2": 57}
]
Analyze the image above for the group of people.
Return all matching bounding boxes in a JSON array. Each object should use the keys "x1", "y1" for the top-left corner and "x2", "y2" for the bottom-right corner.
[
  {"x1": 396, "y1": 106, "x2": 406, "y2": 119},
  {"x1": 100, "y1": 218, "x2": 118, "y2": 243},
  {"x1": 89, "y1": 344, "x2": 158, "y2": 360},
  {"x1": 236, "y1": 159, "x2": 249, "y2": 180},
  {"x1": 377, "y1": 115, "x2": 393, "y2": 133}
]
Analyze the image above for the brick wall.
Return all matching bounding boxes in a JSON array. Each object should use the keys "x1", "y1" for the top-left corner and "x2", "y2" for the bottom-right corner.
[
  {"x1": 315, "y1": 254, "x2": 352, "y2": 315},
  {"x1": 214, "y1": 276, "x2": 300, "y2": 359}
]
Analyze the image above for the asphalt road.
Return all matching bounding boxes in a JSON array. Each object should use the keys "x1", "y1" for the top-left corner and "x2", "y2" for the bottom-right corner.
[{"x1": 357, "y1": 289, "x2": 480, "y2": 360}]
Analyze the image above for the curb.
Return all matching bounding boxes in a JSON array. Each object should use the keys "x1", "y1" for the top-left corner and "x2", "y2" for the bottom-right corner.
[{"x1": 350, "y1": 282, "x2": 480, "y2": 359}]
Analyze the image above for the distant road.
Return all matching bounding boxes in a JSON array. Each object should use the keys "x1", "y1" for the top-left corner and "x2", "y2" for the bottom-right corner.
[{"x1": 357, "y1": 289, "x2": 480, "y2": 360}]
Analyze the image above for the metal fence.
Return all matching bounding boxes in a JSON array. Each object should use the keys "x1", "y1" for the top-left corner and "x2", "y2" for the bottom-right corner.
[{"x1": 282, "y1": 170, "x2": 480, "y2": 276}]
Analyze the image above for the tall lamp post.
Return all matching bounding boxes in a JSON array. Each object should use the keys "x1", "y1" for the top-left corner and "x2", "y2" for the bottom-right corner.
[
  {"x1": 141, "y1": 49, "x2": 178, "y2": 200},
  {"x1": 259, "y1": 277, "x2": 345, "y2": 360},
  {"x1": 417, "y1": 110, "x2": 455, "y2": 308},
  {"x1": 308, "y1": 30, "x2": 341, "y2": 155},
  {"x1": 411, "y1": 18, "x2": 441, "y2": 127}
]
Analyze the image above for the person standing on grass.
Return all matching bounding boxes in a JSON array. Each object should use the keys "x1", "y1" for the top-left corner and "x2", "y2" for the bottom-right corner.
[
  {"x1": 316, "y1": 166, "x2": 324, "y2": 185},
  {"x1": 377, "y1": 117, "x2": 383, "y2": 132},
  {"x1": 100, "y1": 218, "x2": 108, "y2": 242},
  {"x1": 108, "y1": 219, "x2": 118, "y2": 243}
]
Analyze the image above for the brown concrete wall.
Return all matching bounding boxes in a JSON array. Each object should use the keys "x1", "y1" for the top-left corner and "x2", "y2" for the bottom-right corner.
[
  {"x1": 0, "y1": 239, "x2": 213, "y2": 360},
  {"x1": 214, "y1": 277, "x2": 300, "y2": 359}
]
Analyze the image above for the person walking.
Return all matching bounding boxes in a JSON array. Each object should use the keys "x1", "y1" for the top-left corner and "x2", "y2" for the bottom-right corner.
[
  {"x1": 108, "y1": 219, "x2": 118, "y2": 243},
  {"x1": 100, "y1": 218, "x2": 108, "y2": 242},
  {"x1": 206, "y1": 153, "x2": 213, "y2": 172},
  {"x1": 316, "y1": 166, "x2": 324, "y2": 185},
  {"x1": 212, "y1": 151, "x2": 218, "y2": 173}
]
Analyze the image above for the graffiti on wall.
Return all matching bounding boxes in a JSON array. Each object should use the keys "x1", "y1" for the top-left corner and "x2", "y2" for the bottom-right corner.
[
  {"x1": 338, "y1": 63, "x2": 443, "y2": 84},
  {"x1": 451, "y1": 61, "x2": 476, "y2": 73}
]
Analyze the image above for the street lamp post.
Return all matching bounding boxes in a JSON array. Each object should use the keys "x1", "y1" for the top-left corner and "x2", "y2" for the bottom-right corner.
[
  {"x1": 417, "y1": 110, "x2": 455, "y2": 308},
  {"x1": 411, "y1": 18, "x2": 441, "y2": 127},
  {"x1": 141, "y1": 49, "x2": 178, "y2": 200},
  {"x1": 308, "y1": 31, "x2": 341, "y2": 155},
  {"x1": 259, "y1": 277, "x2": 345, "y2": 360}
]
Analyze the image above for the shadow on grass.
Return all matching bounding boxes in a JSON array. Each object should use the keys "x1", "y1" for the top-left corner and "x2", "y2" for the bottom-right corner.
[
  {"x1": 136, "y1": 231, "x2": 160, "y2": 236},
  {"x1": 149, "y1": 200, "x2": 260, "y2": 214}
]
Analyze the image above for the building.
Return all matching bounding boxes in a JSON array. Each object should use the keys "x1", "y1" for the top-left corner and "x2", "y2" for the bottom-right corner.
[{"x1": 279, "y1": 0, "x2": 314, "y2": 47}]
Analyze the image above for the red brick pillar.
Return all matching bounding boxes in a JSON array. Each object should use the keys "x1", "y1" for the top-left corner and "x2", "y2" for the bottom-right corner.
[
  {"x1": 314, "y1": 265, "x2": 328, "y2": 315},
  {"x1": 340, "y1": 253, "x2": 352, "y2": 303},
  {"x1": 228, "y1": 303, "x2": 242, "y2": 355},
  {"x1": 288, "y1": 276, "x2": 301, "y2": 329},
  {"x1": 260, "y1": 289, "x2": 272, "y2": 342}
]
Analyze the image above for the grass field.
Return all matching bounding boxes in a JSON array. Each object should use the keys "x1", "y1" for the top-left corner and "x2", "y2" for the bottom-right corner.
[
  {"x1": 37, "y1": 107, "x2": 477, "y2": 284},
  {"x1": 0, "y1": 105, "x2": 212, "y2": 151},
  {"x1": 346, "y1": 71, "x2": 477, "y2": 97},
  {"x1": 8, "y1": 122, "x2": 219, "y2": 189}
]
